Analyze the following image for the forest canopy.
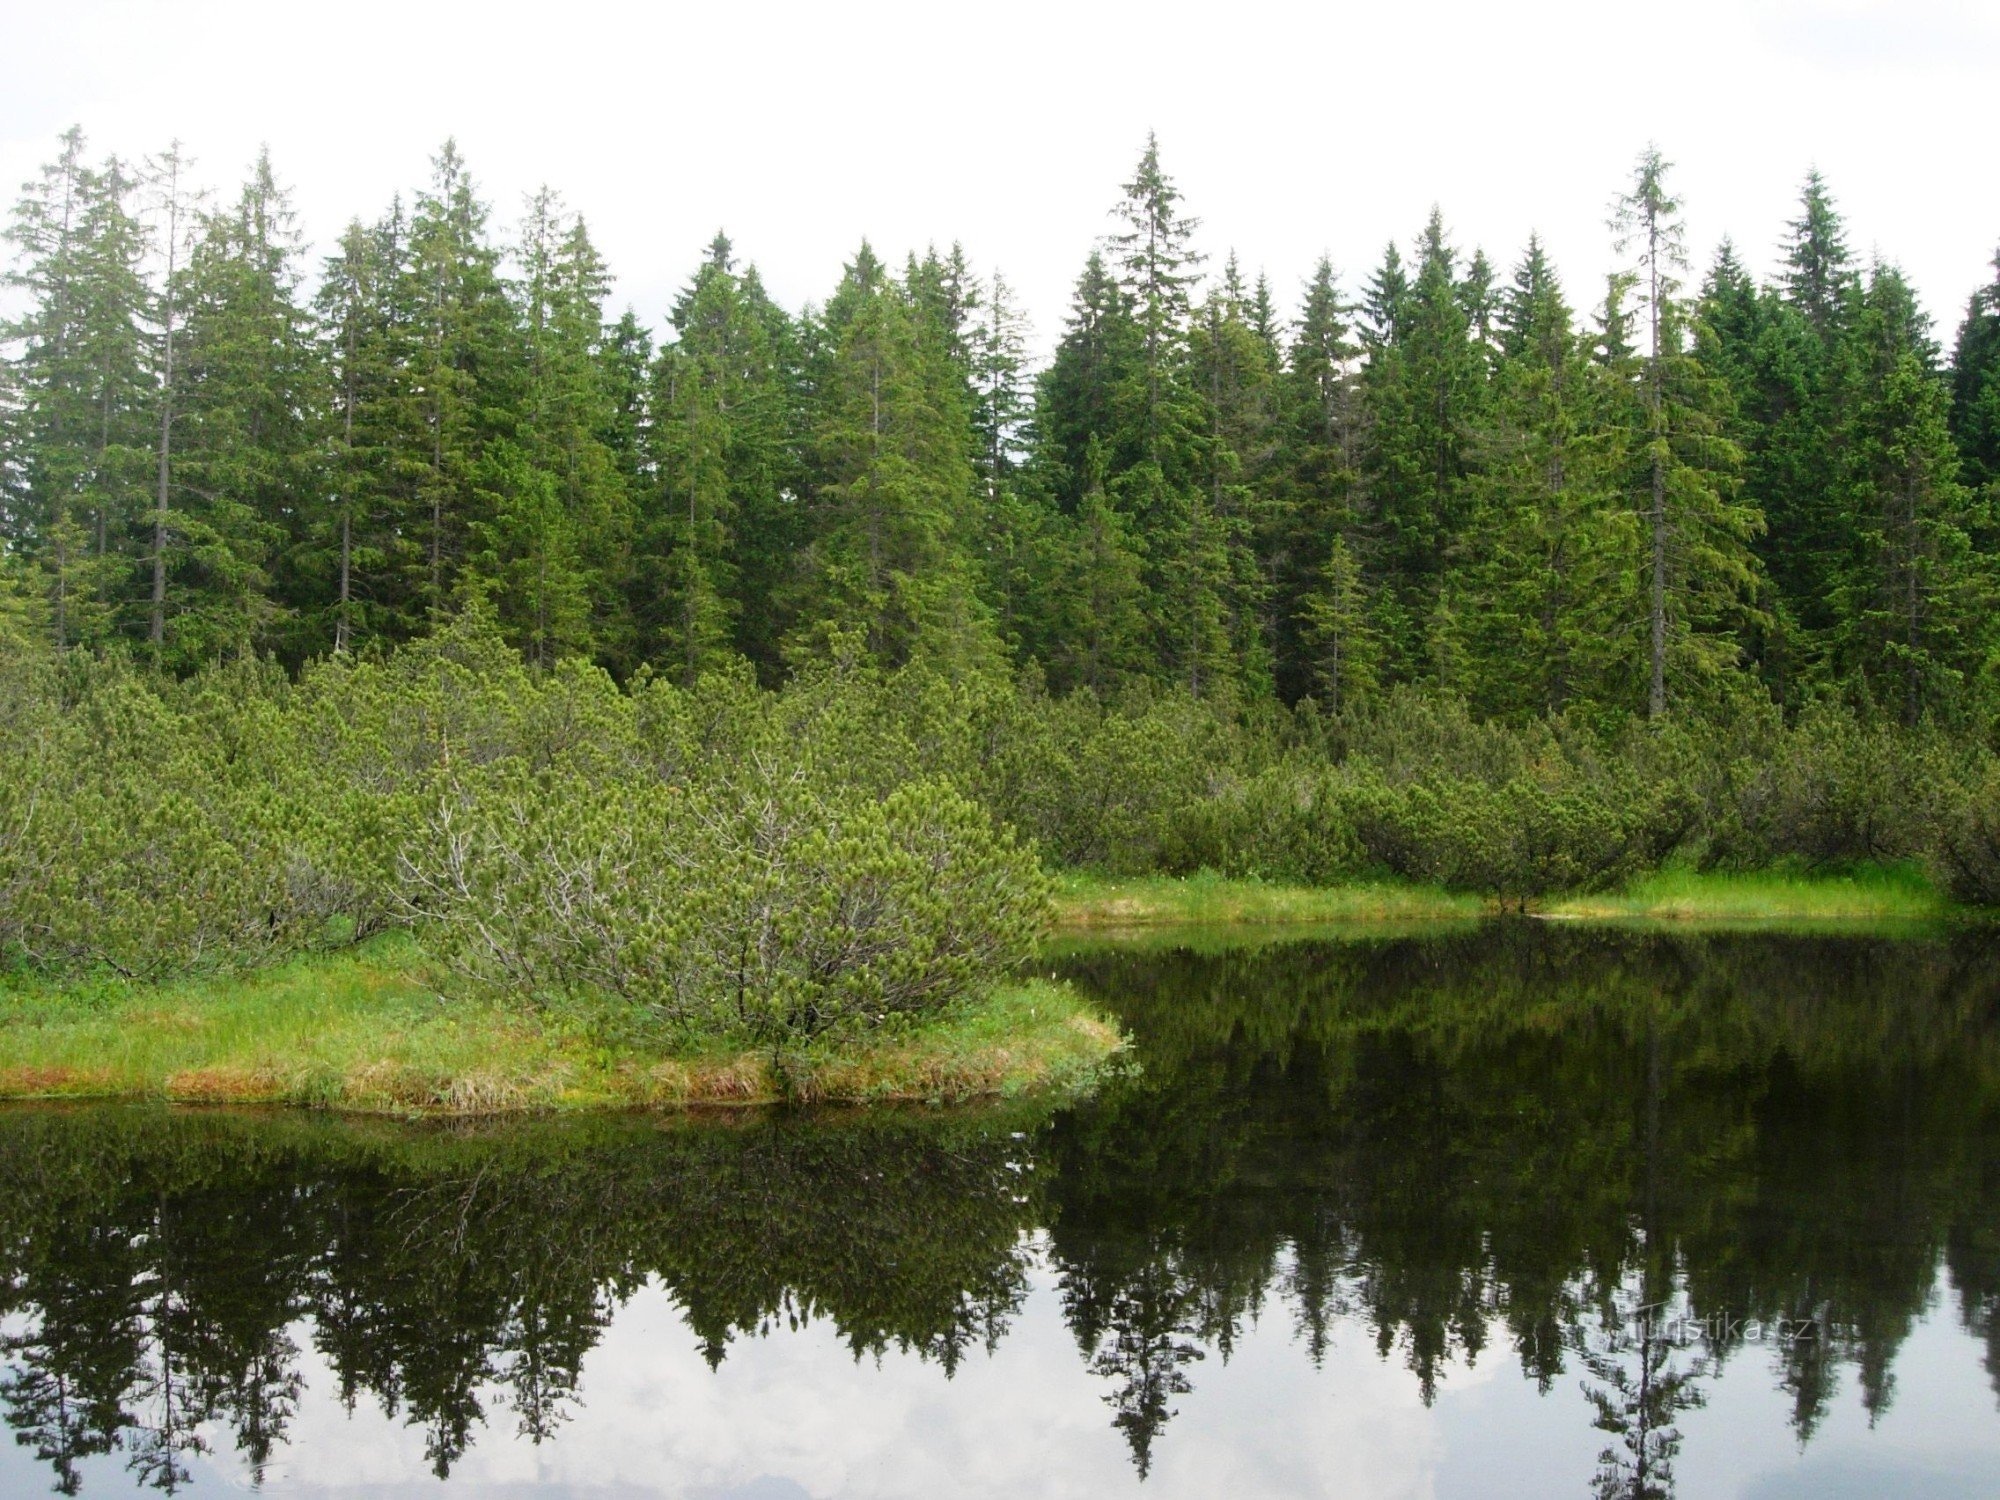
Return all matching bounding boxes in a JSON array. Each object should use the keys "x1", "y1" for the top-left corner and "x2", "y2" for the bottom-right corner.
[{"x1": 2, "y1": 129, "x2": 1994, "y2": 726}]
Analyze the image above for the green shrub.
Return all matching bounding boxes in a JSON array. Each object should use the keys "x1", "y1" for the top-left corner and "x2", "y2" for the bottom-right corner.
[
  {"x1": 399, "y1": 768, "x2": 1049, "y2": 1041},
  {"x1": 1725, "y1": 705, "x2": 1961, "y2": 868},
  {"x1": 1939, "y1": 768, "x2": 2000, "y2": 907}
]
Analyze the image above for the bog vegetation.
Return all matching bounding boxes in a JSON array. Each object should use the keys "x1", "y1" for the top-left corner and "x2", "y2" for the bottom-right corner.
[{"x1": 3, "y1": 131, "x2": 2000, "y2": 1038}]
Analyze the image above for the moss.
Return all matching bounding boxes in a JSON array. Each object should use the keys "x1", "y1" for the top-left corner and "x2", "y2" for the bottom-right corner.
[{"x1": 0, "y1": 936, "x2": 1123, "y2": 1116}]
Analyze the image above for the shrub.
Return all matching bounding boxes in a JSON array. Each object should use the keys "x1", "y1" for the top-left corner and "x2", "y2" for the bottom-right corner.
[
  {"x1": 1939, "y1": 769, "x2": 2000, "y2": 907},
  {"x1": 399, "y1": 768, "x2": 1049, "y2": 1042},
  {"x1": 1726, "y1": 706, "x2": 1960, "y2": 868}
]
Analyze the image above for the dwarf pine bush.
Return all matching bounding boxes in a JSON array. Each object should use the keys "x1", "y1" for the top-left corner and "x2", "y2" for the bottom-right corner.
[{"x1": 2, "y1": 607, "x2": 1996, "y2": 1005}]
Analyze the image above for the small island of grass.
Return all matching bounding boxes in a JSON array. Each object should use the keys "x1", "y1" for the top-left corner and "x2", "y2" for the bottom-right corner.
[{"x1": 0, "y1": 933, "x2": 1123, "y2": 1115}]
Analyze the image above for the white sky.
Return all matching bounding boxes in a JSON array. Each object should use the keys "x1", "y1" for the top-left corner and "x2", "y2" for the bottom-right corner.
[{"x1": 3, "y1": 0, "x2": 1996, "y2": 357}]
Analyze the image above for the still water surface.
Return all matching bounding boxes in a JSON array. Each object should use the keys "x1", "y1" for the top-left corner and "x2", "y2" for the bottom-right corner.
[{"x1": 3, "y1": 921, "x2": 1998, "y2": 1497}]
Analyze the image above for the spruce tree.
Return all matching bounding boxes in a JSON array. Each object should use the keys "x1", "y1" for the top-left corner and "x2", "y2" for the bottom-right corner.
[
  {"x1": 796, "y1": 245, "x2": 989, "y2": 669},
  {"x1": 1359, "y1": 209, "x2": 1486, "y2": 678},
  {"x1": 1272, "y1": 256, "x2": 1365, "y2": 701},
  {"x1": 964, "y1": 268, "x2": 1045, "y2": 660},
  {"x1": 641, "y1": 233, "x2": 799, "y2": 680},
  {"x1": 486, "y1": 190, "x2": 626, "y2": 669},
  {"x1": 1782, "y1": 169, "x2": 1858, "y2": 343},
  {"x1": 143, "y1": 140, "x2": 203, "y2": 653},
  {"x1": 404, "y1": 141, "x2": 519, "y2": 620},
  {"x1": 1297, "y1": 533, "x2": 1379, "y2": 712},
  {"x1": 1699, "y1": 240, "x2": 1814, "y2": 699},
  {"x1": 1832, "y1": 264, "x2": 1996, "y2": 723},
  {"x1": 1188, "y1": 263, "x2": 1279, "y2": 695},
  {"x1": 1449, "y1": 237, "x2": 1635, "y2": 718},
  {"x1": 1612, "y1": 148, "x2": 1763, "y2": 715},
  {"x1": 1760, "y1": 173, "x2": 1862, "y2": 679},
  {"x1": 303, "y1": 208, "x2": 423, "y2": 656},
  {"x1": 1359, "y1": 242, "x2": 1410, "y2": 346},
  {"x1": 968, "y1": 269, "x2": 1033, "y2": 504},
  {"x1": 1036, "y1": 252, "x2": 1140, "y2": 511},
  {"x1": 1949, "y1": 248, "x2": 2000, "y2": 502},
  {"x1": 1, "y1": 129, "x2": 149, "y2": 650},
  {"x1": 170, "y1": 148, "x2": 314, "y2": 664},
  {"x1": 1105, "y1": 135, "x2": 1234, "y2": 696}
]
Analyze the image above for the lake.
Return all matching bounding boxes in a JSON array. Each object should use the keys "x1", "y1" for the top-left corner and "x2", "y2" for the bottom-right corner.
[{"x1": 3, "y1": 921, "x2": 1997, "y2": 1497}]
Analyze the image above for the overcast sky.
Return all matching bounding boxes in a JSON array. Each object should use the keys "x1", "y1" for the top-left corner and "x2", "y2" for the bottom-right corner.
[{"x1": 4, "y1": 0, "x2": 1996, "y2": 356}]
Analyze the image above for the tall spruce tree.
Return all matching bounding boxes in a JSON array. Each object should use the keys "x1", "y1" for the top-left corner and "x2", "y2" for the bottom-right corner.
[
  {"x1": 964, "y1": 268, "x2": 1045, "y2": 658},
  {"x1": 1950, "y1": 248, "x2": 2000, "y2": 503},
  {"x1": 1036, "y1": 252, "x2": 1140, "y2": 512},
  {"x1": 795, "y1": 245, "x2": 989, "y2": 669},
  {"x1": 1449, "y1": 236, "x2": 1635, "y2": 718},
  {"x1": 1105, "y1": 135, "x2": 1235, "y2": 697},
  {"x1": 640, "y1": 233, "x2": 800, "y2": 681},
  {"x1": 142, "y1": 140, "x2": 203, "y2": 653},
  {"x1": 1783, "y1": 170, "x2": 1859, "y2": 342},
  {"x1": 1, "y1": 129, "x2": 150, "y2": 650},
  {"x1": 968, "y1": 269, "x2": 1033, "y2": 504},
  {"x1": 304, "y1": 210, "x2": 420, "y2": 656},
  {"x1": 1273, "y1": 256, "x2": 1365, "y2": 701},
  {"x1": 484, "y1": 190, "x2": 626, "y2": 670},
  {"x1": 646, "y1": 234, "x2": 743, "y2": 682},
  {"x1": 1832, "y1": 264, "x2": 1996, "y2": 723},
  {"x1": 404, "y1": 141, "x2": 519, "y2": 621},
  {"x1": 1359, "y1": 210, "x2": 1486, "y2": 678},
  {"x1": 1188, "y1": 260, "x2": 1279, "y2": 695},
  {"x1": 1699, "y1": 239, "x2": 1814, "y2": 700},
  {"x1": 170, "y1": 148, "x2": 314, "y2": 664},
  {"x1": 1612, "y1": 148, "x2": 1762, "y2": 715}
]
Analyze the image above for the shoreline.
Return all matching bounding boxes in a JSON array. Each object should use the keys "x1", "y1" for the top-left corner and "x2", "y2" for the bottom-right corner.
[
  {"x1": 0, "y1": 936, "x2": 1124, "y2": 1117},
  {"x1": 1051, "y1": 865, "x2": 1969, "y2": 928},
  {"x1": 3, "y1": 864, "x2": 1976, "y2": 1118}
]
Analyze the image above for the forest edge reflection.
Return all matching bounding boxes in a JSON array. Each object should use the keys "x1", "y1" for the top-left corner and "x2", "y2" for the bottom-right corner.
[{"x1": 2, "y1": 920, "x2": 1997, "y2": 1496}]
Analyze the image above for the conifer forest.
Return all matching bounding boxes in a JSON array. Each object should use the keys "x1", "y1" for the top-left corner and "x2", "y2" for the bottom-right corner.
[{"x1": 3, "y1": 128, "x2": 2000, "y2": 1008}]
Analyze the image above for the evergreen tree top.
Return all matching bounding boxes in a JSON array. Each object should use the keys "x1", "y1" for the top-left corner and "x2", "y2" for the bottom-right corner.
[
  {"x1": 1361, "y1": 242, "x2": 1409, "y2": 346},
  {"x1": 1782, "y1": 168, "x2": 1856, "y2": 337},
  {"x1": 1108, "y1": 132, "x2": 1203, "y2": 337}
]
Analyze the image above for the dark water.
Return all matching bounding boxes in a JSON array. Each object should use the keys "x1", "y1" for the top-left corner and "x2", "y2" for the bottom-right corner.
[{"x1": 4, "y1": 922, "x2": 2000, "y2": 1498}]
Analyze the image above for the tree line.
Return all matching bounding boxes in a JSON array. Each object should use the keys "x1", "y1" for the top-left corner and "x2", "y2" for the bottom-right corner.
[{"x1": 5, "y1": 129, "x2": 1996, "y2": 729}]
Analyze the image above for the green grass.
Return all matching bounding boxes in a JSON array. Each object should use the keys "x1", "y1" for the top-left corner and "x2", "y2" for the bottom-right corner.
[
  {"x1": 1052, "y1": 864, "x2": 1967, "y2": 932},
  {"x1": 1052, "y1": 870, "x2": 1486, "y2": 927},
  {"x1": 1542, "y1": 863, "x2": 1955, "y2": 923},
  {"x1": 0, "y1": 934, "x2": 1124, "y2": 1115}
]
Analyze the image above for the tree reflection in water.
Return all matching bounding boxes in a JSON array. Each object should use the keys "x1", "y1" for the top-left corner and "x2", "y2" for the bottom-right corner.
[{"x1": 2, "y1": 921, "x2": 1997, "y2": 1494}]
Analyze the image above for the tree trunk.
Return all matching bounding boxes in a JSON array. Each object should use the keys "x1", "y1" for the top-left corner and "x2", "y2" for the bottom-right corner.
[
  {"x1": 150, "y1": 154, "x2": 182, "y2": 651},
  {"x1": 1646, "y1": 212, "x2": 1668, "y2": 720}
]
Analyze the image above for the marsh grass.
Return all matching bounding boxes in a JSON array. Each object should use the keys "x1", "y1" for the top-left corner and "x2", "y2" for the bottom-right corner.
[
  {"x1": 1542, "y1": 862, "x2": 1955, "y2": 922},
  {"x1": 1053, "y1": 863, "x2": 1966, "y2": 931},
  {"x1": 0, "y1": 936, "x2": 1123, "y2": 1115},
  {"x1": 1052, "y1": 870, "x2": 1485, "y2": 927}
]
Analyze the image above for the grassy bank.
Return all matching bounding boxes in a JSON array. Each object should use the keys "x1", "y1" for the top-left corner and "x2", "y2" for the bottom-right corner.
[
  {"x1": 0, "y1": 934, "x2": 1123, "y2": 1116},
  {"x1": 1054, "y1": 864, "x2": 1970, "y2": 928},
  {"x1": 1539, "y1": 863, "x2": 1955, "y2": 922},
  {"x1": 1052, "y1": 871, "x2": 1486, "y2": 926}
]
